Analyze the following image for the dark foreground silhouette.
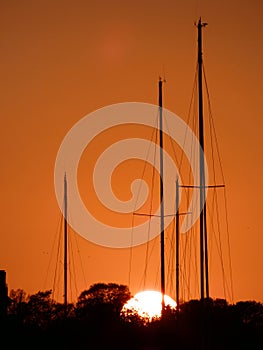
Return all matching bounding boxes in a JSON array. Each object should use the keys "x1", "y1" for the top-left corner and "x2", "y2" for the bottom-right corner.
[{"x1": 1, "y1": 283, "x2": 263, "y2": 349}]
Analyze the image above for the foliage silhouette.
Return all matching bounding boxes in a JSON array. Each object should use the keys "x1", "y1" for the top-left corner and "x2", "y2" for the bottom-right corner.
[
  {"x1": 76, "y1": 282, "x2": 131, "y2": 321},
  {"x1": 2, "y1": 284, "x2": 263, "y2": 349}
]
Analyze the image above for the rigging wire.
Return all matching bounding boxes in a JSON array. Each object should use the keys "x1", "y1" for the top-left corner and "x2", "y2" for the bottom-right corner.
[
  {"x1": 128, "y1": 214, "x2": 134, "y2": 288},
  {"x1": 53, "y1": 212, "x2": 63, "y2": 301},
  {"x1": 43, "y1": 209, "x2": 63, "y2": 293},
  {"x1": 203, "y1": 64, "x2": 228, "y2": 299},
  {"x1": 141, "y1": 122, "x2": 159, "y2": 290},
  {"x1": 68, "y1": 227, "x2": 78, "y2": 302},
  {"x1": 166, "y1": 219, "x2": 175, "y2": 298},
  {"x1": 178, "y1": 65, "x2": 201, "y2": 301},
  {"x1": 223, "y1": 187, "x2": 234, "y2": 303},
  {"x1": 203, "y1": 64, "x2": 234, "y2": 302},
  {"x1": 44, "y1": 199, "x2": 89, "y2": 304},
  {"x1": 52, "y1": 214, "x2": 63, "y2": 302},
  {"x1": 207, "y1": 189, "x2": 227, "y2": 298},
  {"x1": 128, "y1": 111, "x2": 159, "y2": 290},
  {"x1": 175, "y1": 57, "x2": 235, "y2": 302},
  {"x1": 162, "y1": 72, "x2": 200, "y2": 301},
  {"x1": 179, "y1": 66, "x2": 200, "y2": 301},
  {"x1": 73, "y1": 227, "x2": 88, "y2": 289},
  {"x1": 66, "y1": 208, "x2": 88, "y2": 302},
  {"x1": 128, "y1": 57, "x2": 234, "y2": 304}
]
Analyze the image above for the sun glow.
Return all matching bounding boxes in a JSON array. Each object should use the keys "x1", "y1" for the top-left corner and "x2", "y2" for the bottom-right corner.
[{"x1": 122, "y1": 290, "x2": 177, "y2": 320}]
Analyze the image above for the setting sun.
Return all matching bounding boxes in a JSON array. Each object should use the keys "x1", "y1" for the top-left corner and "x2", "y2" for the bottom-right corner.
[{"x1": 122, "y1": 290, "x2": 177, "y2": 320}]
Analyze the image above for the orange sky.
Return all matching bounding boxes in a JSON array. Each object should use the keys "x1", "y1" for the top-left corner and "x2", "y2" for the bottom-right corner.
[{"x1": 1, "y1": 0, "x2": 263, "y2": 304}]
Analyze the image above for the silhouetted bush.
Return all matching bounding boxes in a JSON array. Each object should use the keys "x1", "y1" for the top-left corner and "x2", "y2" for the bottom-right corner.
[{"x1": 2, "y1": 284, "x2": 263, "y2": 349}]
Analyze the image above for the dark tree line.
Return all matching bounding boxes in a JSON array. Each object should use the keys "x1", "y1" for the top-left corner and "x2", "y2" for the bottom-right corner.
[{"x1": 1, "y1": 282, "x2": 263, "y2": 349}]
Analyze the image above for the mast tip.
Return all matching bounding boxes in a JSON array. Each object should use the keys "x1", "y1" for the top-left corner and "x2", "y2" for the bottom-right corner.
[
  {"x1": 194, "y1": 18, "x2": 208, "y2": 27},
  {"x1": 159, "y1": 76, "x2": 166, "y2": 83}
]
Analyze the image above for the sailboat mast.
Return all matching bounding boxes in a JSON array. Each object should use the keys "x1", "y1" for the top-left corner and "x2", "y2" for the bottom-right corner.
[
  {"x1": 197, "y1": 18, "x2": 209, "y2": 300},
  {"x1": 175, "y1": 178, "x2": 180, "y2": 308},
  {"x1": 159, "y1": 77, "x2": 165, "y2": 311},
  {"x1": 64, "y1": 173, "x2": 68, "y2": 313}
]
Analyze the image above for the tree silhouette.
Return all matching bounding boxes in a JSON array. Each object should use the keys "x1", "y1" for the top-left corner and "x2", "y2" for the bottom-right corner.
[
  {"x1": 3, "y1": 284, "x2": 263, "y2": 349},
  {"x1": 23, "y1": 290, "x2": 54, "y2": 329},
  {"x1": 233, "y1": 300, "x2": 263, "y2": 326},
  {"x1": 8, "y1": 289, "x2": 27, "y2": 319},
  {"x1": 76, "y1": 282, "x2": 131, "y2": 321}
]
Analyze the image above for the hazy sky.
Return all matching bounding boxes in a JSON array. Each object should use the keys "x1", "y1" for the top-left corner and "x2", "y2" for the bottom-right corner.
[{"x1": 1, "y1": 0, "x2": 263, "y2": 303}]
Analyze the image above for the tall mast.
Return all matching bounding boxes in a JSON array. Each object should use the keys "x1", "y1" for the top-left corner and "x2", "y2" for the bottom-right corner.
[
  {"x1": 64, "y1": 173, "x2": 68, "y2": 313},
  {"x1": 159, "y1": 77, "x2": 165, "y2": 312},
  {"x1": 197, "y1": 18, "x2": 209, "y2": 300},
  {"x1": 175, "y1": 178, "x2": 180, "y2": 308}
]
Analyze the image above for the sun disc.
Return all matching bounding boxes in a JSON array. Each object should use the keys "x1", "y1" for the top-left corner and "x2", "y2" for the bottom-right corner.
[{"x1": 122, "y1": 290, "x2": 176, "y2": 320}]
